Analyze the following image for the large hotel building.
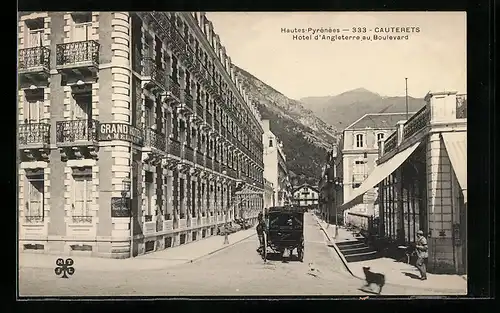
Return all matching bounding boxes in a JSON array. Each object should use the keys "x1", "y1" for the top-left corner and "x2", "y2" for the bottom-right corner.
[{"x1": 17, "y1": 12, "x2": 265, "y2": 258}]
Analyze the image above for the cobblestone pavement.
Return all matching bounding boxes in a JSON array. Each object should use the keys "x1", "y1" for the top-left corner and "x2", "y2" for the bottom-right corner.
[{"x1": 19, "y1": 213, "x2": 456, "y2": 297}]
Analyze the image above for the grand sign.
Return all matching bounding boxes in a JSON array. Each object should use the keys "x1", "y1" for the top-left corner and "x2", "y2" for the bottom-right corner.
[{"x1": 99, "y1": 123, "x2": 143, "y2": 145}]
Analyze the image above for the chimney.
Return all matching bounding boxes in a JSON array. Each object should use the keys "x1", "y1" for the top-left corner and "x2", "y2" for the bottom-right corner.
[{"x1": 396, "y1": 120, "x2": 406, "y2": 145}]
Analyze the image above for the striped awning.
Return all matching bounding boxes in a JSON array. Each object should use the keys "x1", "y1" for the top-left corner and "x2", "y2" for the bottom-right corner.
[{"x1": 441, "y1": 132, "x2": 467, "y2": 203}]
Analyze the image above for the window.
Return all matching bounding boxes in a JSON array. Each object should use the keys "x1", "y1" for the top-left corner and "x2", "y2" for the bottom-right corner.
[
  {"x1": 25, "y1": 18, "x2": 44, "y2": 48},
  {"x1": 356, "y1": 134, "x2": 364, "y2": 148},
  {"x1": 171, "y1": 55, "x2": 178, "y2": 82},
  {"x1": 25, "y1": 171, "x2": 44, "y2": 221},
  {"x1": 145, "y1": 99, "x2": 154, "y2": 129},
  {"x1": 144, "y1": 34, "x2": 154, "y2": 59},
  {"x1": 72, "y1": 167, "x2": 93, "y2": 220},
  {"x1": 179, "y1": 178, "x2": 185, "y2": 219},
  {"x1": 24, "y1": 89, "x2": 44, "y2": 124},
  {"x1": 145, "y1": 172, "x2": 153, "y2": 218},
  {"x1": 72, "y1": 88, "x2": 92, "y2": 120},
  {"x1": 353, "y1": 183, "x2": 361, "y2": 189},
  {"x1": 164, "y1": 177, "x2": 172, "y2": 220},
  {"x1": 268, "y1": 139, "x2": 273, "y2": 147},
  {"x1": 28, "y1": 27, "x2": 43, "y2": 48},
  {"x1": 71, "y1": 13, "x2": 92, "y2": 42},
  {"x1": 155, "y1": 36, "x2": 162, "y2": 68},
  {"x1": 185, "y1": 70, "x2": 191, "y2": 93},
  {"x1": 377, "y1": 133, "x2": 385, "y2": 142}
]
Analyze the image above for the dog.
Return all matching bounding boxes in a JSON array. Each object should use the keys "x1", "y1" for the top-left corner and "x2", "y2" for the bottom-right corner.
[{"x1": 362, "y1": 266, "x2": 385, "y2": 294}]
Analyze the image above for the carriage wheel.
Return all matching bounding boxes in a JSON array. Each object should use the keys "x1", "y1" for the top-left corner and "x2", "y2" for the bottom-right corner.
[{"x1": 262, "y1": 232, "x2": 268, "y2": 262}]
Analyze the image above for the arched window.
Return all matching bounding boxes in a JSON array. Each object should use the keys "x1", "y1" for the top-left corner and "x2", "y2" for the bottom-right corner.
[
  {"x1": 269, "y1": 138, "x2": 273, "y2": 147},
  {"x1": 356, "y1": 134, "x2": 364, "y2": 148}
]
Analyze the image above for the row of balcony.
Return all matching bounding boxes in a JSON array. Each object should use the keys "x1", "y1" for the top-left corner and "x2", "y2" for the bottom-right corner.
[
  {"x1": 18, "y1": 120, "x2": 261, "y2": 183},
  {"x1": 19, "y1": 40, "x2": 100, "y2": 86},
  {"x1": 151, "y1": 13, "x2": 261, "y2": 142},
  {"x1": 18, "y1": 120, "x2": 166, "y2": 150}
]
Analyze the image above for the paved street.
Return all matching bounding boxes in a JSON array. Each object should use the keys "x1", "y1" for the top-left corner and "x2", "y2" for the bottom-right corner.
[{"x1": 19, "y1": 213, "x2": 455, "y2": 297}]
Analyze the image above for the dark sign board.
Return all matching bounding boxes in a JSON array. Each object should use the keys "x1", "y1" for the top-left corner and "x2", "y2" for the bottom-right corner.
[
  {"x1": 111, "y1": 197, "x2": 130, "y2": 217},
  {"x1": 99, "y1": 123, "x2": 144, "y2": 145}
]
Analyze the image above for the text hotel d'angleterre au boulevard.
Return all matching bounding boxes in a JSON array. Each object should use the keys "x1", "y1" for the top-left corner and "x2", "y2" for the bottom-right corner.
[{"x1": 280, "y1": 26, "x2": 422, "y2": 42}]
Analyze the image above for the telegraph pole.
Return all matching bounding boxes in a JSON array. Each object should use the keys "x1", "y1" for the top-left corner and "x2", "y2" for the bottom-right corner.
[{"x1": 405, "y1": 78, "x2": 409, "y2": 120}]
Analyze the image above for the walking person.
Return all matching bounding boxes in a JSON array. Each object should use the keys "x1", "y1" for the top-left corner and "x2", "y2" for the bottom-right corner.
[{"x1": 415, "y1": 230, "x2": 428, "y2": 280}]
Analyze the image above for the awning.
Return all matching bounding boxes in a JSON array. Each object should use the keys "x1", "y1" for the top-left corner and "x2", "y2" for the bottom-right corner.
[
  {"x1": 339, "y1": 141, "x2": 422, "y2": 211},
  {"x1": 441, "y1": 132, "x2": 467, "y2": 203}
]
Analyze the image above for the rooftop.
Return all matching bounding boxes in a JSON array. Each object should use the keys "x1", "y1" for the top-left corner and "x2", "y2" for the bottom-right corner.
[
  {"x1": 345, "y1": 112, "x2": 416, "y2": 130},
  {"x1": 292, "y1": 183, "x2": 319, "y2": 193}
]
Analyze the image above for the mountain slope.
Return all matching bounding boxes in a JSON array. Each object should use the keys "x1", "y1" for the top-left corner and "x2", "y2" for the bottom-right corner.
[
  {"x1": 234, "y1": 66, "x2": 337, "y2": 185},
  {"x1": 300, "y1": 89, "x2": 426, "y2": 129}
]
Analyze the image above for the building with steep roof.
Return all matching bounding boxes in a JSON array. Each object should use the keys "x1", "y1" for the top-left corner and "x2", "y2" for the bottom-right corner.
[
  {"x1": 292, "y1": 183, "x2": 319, "y2": 207},
  {"x1": 334, "y1": 112, "x2": 415, "y2": 227}
]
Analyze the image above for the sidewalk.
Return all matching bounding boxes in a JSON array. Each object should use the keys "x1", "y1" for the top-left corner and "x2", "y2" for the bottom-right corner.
[
  {"x1": 19, "y1": 228, "x2": 256, "y2": 272},
  {"x1": 314, "y1": 215, "x2": 467, "y2": 294}
]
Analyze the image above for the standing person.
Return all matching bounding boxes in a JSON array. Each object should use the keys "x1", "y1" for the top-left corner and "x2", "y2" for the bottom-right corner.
[
  {"x1": 256, "y1": 212, "x2": 267, "y2": 252},
  {"x1": 415, "y1": 230, "x2": 428, "y2": 280}
]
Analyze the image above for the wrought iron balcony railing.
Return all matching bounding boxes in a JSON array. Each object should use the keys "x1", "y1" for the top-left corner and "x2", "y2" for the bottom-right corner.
[
  {"x1": 169, "y1": 138, "x2": 182, "y2": 157},
  {"x1": 403, "y1": 106, "x2": 430, "y2": 139},
  {"x1": 196, "y1": 103, "x2": 204, "y2": 117},
  {"x1": 168, "y1": 76, "x2": 182, "y2": 100},
  {"x1": 384, "y1": 132, "x2": 397, "y2": 154},
  {"x1": 24, "y1": 215, "x2": 44, "y2": 223},
  {"x1": 185, "y1": 45, "x2": 195, "y2": 67},
  {"x1": 18, "y1": 46, "x2": 51, "y2": 72},
  {"x1": 142, "y1": 57, "x2": 166, "y2": 88},
  {"x1": 56, "y1": 119, "x2": 99, "y2": 144},
  {"x1": 56, "y1": 40, "x2": 99, "y2": 67},
  {"x1": 144, "y1": 129, "x2": 166, "y2": 151},
  {"x1": 18, "y1": 123, "x2": 51, "y2": 146}
]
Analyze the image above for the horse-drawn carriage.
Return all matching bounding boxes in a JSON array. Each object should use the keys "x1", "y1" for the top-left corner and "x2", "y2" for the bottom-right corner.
[{"x1": 260, "y1": 206, "x2": 305, "y2": 262}]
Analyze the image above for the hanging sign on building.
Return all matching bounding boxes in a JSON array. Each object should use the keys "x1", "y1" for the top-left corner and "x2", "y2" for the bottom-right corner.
[
  {"x1": 99, "y1": 123, "x2": 144, "y2": 145},
  {"x1": 111, "y1": 197, "x2": 131, "y2": 217}
]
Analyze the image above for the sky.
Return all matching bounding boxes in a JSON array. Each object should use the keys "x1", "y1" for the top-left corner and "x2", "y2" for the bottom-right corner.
[{"x1": 206, "y1": 12, "x2": 467, "y2": 100}]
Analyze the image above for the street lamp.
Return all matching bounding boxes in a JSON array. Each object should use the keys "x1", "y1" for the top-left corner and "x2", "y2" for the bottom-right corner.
[
  {"x1": 333, "y1": 177, "x2": 342, "y2": 238},
  {"x1": 122, "y1": 176, "x2": 132, "y2": 257}
]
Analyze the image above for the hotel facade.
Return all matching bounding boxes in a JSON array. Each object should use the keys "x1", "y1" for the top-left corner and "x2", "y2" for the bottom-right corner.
[
  {"x1": 341, "y1": 92, "x2": 467, "y2": 274},
  {"x1": 18, "y1": 11, "x2": 265, "y2": 258}
]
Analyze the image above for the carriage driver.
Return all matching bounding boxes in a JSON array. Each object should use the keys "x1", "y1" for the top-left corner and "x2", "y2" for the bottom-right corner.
[{"x1": 256, "y1": 212, "x2": 267, "y2": 252}]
